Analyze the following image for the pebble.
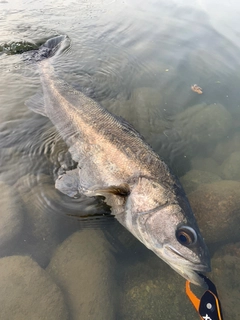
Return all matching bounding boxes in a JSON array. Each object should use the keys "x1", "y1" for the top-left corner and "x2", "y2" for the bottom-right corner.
[
  {"x1": 189, "y1": 180, "x2": 240, "y2": 244},
  {"x1": 0, "y1": 255, "x2": 69, "y2": 320},
  {"x1": 47, "y1": 229, "x2": 117, "y2": 320},
  {"x1": 0, "y1": 181, "x2": 23, "y2": 255}
]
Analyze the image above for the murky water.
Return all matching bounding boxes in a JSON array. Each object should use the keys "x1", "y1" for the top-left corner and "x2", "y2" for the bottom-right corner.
[{"x1": 1, "y1": 0, "x2": 240, "y2": 319}]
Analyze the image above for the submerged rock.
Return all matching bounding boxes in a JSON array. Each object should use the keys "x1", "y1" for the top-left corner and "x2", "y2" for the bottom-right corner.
[
  {"x1": 103, "y1": 98, "x2": 132, "y2": 124},
  {"x1": 124, "y1": 279, "x2": 197, "y2": 320},
  {"x1": 191, "y1": 157, "x2": 221, "y2": 175},
  {"x1": 173, "y1": 103, "x2": 232, "y2": 154},
  {"x1": 211, "y1": 243, "x2": 240, "y2": 320},
  {"x1": 122, "y1": 255, "x2": 198, "y2": 320},
  {"x1": 128, "y1": 87, "x2": 167, "y2": 138},
  {"x1": 188, "y1": 180, "x2": 240, "y2": 244},
  {"x1": 220, "y1": 151, "x2": 240, "y2": 180},
  {"x1": 212, "y1": 131, "x2": 240, "y2": 164},
  {"x1": 180, "y1": 169, "x2": 221, "y2": 194},
  {"x1": 0, "y1": 149, "x2": 36, "y2": 185},
  {"x1": 162, "y1": 77, "x2": 194, "y2": 115},
  {"x1": 16, "y1": 174, "x2": 61, "y2": 267},
  {"x1": 47, "y1": 229, "x2": 117, "y2": 320},
  {"x1": 0, "y1": 255, "x2": 69, "y2": 320},
  {"x1": 0, "y1": 181, "x2": 23, "y2": 255},
  {"x1": 155, "y1": 104, "x2": 232, "y2": 176}
]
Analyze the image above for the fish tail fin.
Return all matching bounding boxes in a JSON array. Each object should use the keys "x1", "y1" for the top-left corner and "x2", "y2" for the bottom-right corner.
[
  {"x1": 24, "y1": 35, "x2": 70, "y2": 116},
  {"x1": 42, "y1": 35, "x2": 70, "y2": 59},
  {"x1": 23, "y1": 35, "x2": 70, "y2": 63}
]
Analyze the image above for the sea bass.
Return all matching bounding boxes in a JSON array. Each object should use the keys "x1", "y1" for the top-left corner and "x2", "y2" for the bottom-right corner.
[{"x1": 26, "y1": 36, "x2": 210, "y2": 285}]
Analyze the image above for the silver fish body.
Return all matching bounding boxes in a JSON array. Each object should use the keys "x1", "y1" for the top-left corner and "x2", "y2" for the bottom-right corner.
[{"x1": 26, "y1": 36, "x2": 211, "y2": 286}]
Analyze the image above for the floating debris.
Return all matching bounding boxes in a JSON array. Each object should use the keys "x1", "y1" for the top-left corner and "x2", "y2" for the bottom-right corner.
[{"x1": 191, "y1": 84, "x2": 203, "y2": 94}]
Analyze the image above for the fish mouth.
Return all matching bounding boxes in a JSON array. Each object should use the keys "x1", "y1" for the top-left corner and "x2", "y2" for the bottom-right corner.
[
  {"x1": 165, "y1": 245, "x2": 210, "y2": 272},
  {"x1": 171, "y1": 265, "x2": 208, "y2": 287},
  {"x1": 164, "y1": 245, "x2": 210, "y2": 286}
]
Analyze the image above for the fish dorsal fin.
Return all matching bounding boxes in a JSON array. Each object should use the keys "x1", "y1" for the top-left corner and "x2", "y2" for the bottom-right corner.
[
  {"x1": 25, "y1": 91, "x2": 47, "y2": 117},
  {"x1": 86, "y1": 183, "x2": 130, "y2": 197}
]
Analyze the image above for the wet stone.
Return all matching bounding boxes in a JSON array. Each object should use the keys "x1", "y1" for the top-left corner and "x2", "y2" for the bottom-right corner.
[
  {"x1": 173, "y1": 103, "x2": 232, "y2": 154},
  {"x1": 0, "y1": 181, "x2": 24, "y2": 255},
  {"x1": 128, "y1": 87, "x2": 167, "y2": 139},
  {"x1": 14, "y1": 173, "x2": 39, "y2": 194},
  {"x1": 103, "y1": 98, "x2": 132, "y2": 125},
  {"x1": 188, "y1": 180, "x2": 240, "y2": 244},
  {"x1": 122, "y1": 256, "x2": 198, "y2": 320},
  {"x1": 16, "y1": 174, "x2": 61, "y2": 267},
  {"x1": 211, "y1": 243, "x2": 240, "y2": 320},
  {"x1": 211, "y1": 131, "x2": 240, "y2": 164},
  {"x1": 220, "y1": 151, "x2": 240, "y2": 180},
  {"x1": 0, "y1": 255, "x2": 69, "y2": 320},
  {"x1": 125, "y1": 280, "x2": 181, "y2": 319},
  {"x1": 0, "y1": 149, "x2": 34, "y2": 185},
  {"x1": 180, "y1": 169, "x2": 222, "y2": 194},
  {"x1": 47, "y1": 229, "x2": 117, "y2": 320},
  {"x1": 191, "y1": 157, "x2": 221, "y2": 175}
]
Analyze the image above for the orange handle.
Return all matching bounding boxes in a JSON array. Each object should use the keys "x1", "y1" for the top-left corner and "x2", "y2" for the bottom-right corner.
[{"x1": 185, "y1": 280, "x2": 201, "y2": 312}]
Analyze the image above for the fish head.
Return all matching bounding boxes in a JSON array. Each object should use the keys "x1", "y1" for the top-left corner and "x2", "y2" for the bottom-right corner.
[{"x1": 124, "y1": 176, "x2": 211, "y2": 286}]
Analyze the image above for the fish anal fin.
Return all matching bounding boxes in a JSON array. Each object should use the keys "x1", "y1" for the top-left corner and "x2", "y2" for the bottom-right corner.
[{"x1": 25, "y1": 91, "x2": 47, "y2": 117}]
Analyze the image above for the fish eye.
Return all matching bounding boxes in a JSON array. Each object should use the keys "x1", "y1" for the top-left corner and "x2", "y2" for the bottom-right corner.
[{"x1": 176, "y1": 226, "x2": 197, "y2": 246}]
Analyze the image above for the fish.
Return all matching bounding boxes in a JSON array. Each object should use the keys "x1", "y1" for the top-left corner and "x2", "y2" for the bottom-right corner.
[{"x1": 26, "y1": 35, "x2": 211, "y2": 286}]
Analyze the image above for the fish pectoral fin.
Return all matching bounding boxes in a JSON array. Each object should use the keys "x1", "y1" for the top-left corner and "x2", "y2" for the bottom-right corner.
[
  {"x1": 86, "y1": 183, "x2": 130, "y2": 197},
  {"x1": 25, "y1": 91, "x2": 47, "y2": 117},
  {"x1": 55, "y1": 168, "x2": 79, "y2": 197},
  {"x1": 85, "y1": 184, "x2": 130, "y2": 213}
]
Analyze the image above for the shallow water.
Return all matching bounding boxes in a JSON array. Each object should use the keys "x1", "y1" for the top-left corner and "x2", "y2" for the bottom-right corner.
[{"x1": 1, "y1": 0, "x2": 240, "y2": 319}]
